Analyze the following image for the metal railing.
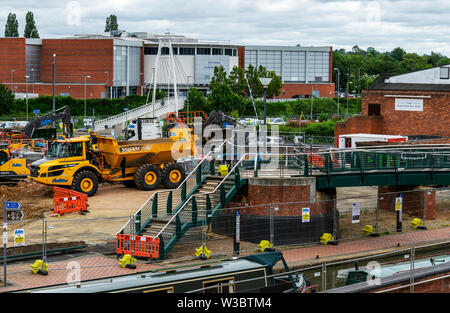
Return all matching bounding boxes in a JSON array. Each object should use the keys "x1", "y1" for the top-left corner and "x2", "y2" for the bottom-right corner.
[
  {"x1": 154, "y1": 153, "x2": 248, "y2": 258},
  {"x1": 94, "y1": 96, "x2": 185, "y2": 130},
  {"x1": 116, "y1": 139, "x2": 228, "y2": 237}
]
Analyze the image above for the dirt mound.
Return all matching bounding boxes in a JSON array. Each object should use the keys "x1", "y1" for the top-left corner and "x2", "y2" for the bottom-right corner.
[{"x1": 0, "y1": 181, "x2": 54, "y2": 219}]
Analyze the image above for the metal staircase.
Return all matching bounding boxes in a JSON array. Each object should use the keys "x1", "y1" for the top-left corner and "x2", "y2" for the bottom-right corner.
[{"x1": 94, "y1": 96, "x2": 185, "y2": 131}]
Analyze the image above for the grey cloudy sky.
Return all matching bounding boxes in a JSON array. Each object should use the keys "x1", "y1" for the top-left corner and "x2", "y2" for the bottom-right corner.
[{"x1": 2, "y1": 0, "x2": 449, "y2": 55}]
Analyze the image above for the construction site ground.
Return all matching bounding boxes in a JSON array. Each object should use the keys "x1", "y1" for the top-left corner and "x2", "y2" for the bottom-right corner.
[{"x1": 0, "y1": 181, "x2": 449, "y2": 292}]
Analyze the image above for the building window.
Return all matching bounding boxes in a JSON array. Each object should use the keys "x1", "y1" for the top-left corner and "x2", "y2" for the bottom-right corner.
[
  {"x1": 161, "y1": 47, "x2": 170, "y2": 55},
  {"x1": 179, "y1": 47, "x2": 195, "y2": 55},
  {"x1": 144, "y1": 47, "x2": 158, "y2": 55},
  {"x1": 173, "y1": 47, "x2": 178, "y2": 55},
  {"x1": 440, "y1": 67, "x2": 449, "y2": 79},
  {"x1": 368, "y1": 103, "x2": 381, "y2": 116},
  {"x1": 233, "y1": 49, "x2": 237, "y2": 56},
  {"x1": 197, "y1": 48, "x2": 211, "y2": 55},
  {"x1": 225, "y1": 49, "x2": 233, "y2": 56},
  {"x1": 212, "y1": 48, "x2": 223, "y2": 55}
]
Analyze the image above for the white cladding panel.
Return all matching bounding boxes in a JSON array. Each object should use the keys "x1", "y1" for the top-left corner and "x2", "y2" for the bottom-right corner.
[
  {"x1": 144, "y1": 55, "x2": 195, "y2": 85},
  {"x1": 386, "y1": 65, "x2": 450, "y2": 84}
]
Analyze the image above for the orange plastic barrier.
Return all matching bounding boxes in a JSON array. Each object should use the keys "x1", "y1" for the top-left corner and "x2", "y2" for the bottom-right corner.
[
  {"x1": 52, "y1": 187, "x2": 88, "y2": 216},
  {"x1": 116, "y1": 234, "x2": 160, "y2": 260},
  {"x1": 307, "y1": 154, "x2": 325, "y2": 167}
]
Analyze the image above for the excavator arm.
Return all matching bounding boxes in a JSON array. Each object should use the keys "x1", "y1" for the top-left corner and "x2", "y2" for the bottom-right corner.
[{"x1": 22, "y1": 106, "x2": 73, "y2": 139}]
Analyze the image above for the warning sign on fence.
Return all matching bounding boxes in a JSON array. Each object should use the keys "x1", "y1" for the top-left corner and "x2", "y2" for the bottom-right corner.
[
  {"x1": 302, "y1": 208, "x2": 310, "y2": 223},
  {"x1": 14, "y1": 229, "x2": 25, "y2": 247},
  {"x1": 352, "y1": 203, "x2": 360, "y2": 224},
  {"x1": 395, "y1": 197, "x2": 403, "y2": 211}
]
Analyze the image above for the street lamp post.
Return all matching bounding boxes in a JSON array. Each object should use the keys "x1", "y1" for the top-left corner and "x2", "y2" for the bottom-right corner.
[
  {"x1": 310, "y1": 84, "x2": 315, "y2": 121},
  {"x1": 334, "y1": 68, "x2": 340, "y2": 118},
  {"x1": 84, "y1": 75, "x2": 91, "y2": 123},
  {"x1": 25, "y1": 75, "x2": 29, "y2": 121},
  {"x1": 31, "y1": 68, "x2": 35, "y2": 94},
  {"x1": 151, "y1": 67, "x2": 157, "y2": 116},
  {"x1": 10, "y1": 70, "x2": 14, "y2": 92},
  {"x1": 52, "y1": 54, "x2": 56, "y2": 116},
  {"x1": 259, "y1": 77, "x2": 272, "y2": 125},
  {"x1": 104, "y1": 71, "x2": 109, "y2": 99},
  {"x1": 187, "y1": 75, "x2": 192, "y2": 122}
]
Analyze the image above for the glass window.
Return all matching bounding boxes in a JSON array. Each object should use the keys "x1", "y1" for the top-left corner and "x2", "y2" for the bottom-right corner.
[
  {"x1": 212, "y1": 48, "x2": 223, "y2": 55},
  {"x1": 161, "y1": 47, "x2": 170, "y2": 55},
  {"x1": 225, "y1": 49, "x2": 233, "y2": 56},
  {"x1": 179, "y1": 47, "x2": 195, "y2": 55},
  {"x1": 203, "y1": 278, "x2": 235, "y2": 293},
  {"x1": 144, "y1": 47, "x2": 158, "y2": 55},
  {"x1": 440, "y1": 67, "x2": 449, "y2": 79},
  {"x1": 197, "y1": 48, "x2": 211, "y2": 55}
]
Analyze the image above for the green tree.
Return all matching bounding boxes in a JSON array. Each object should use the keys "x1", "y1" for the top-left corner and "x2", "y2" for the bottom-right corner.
[
  {"x1": 0, "y1": 84, "x2": 15, "y2": 115},
  {"x1": 183, "y1": 88, "x2": 209, "y2": 112},
  {"x1": 24, "y1": 11, "x2": 39, "y2": 38},
  {"x1": 5, "y1": 13, "x2": 19, "y2": 37},
  {"x1": 400, "y1": 53, "x2": 431, "y2": 73},
  {"x1": 105, "y1": 14, "x2": 119, "y2": 32},
  {"x1": 390, "y1": 47, "x2": 406, "y2": 62},
  {"x1": 245, "y1": 64, "x2": 282, "y2": 98}
]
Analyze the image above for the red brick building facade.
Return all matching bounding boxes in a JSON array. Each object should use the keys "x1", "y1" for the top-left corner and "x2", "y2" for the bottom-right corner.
[
  {"x1": 335, "y1": 70, "x2": 450, "y2": 141},
  {"x1": 0, "y1": 37, "x2": 143, "y2": 99}
]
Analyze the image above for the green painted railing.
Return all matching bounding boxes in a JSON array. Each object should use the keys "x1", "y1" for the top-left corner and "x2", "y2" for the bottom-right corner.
[
  {"x1": 116, "y1": 140, "x2": 228, "y2": 237},
  {"x1": 155, "y1": 154, "x2": 248, "y2": 260}
]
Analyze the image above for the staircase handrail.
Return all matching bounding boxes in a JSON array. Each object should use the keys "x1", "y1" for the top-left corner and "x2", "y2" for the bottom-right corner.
[
  {"x1": 116, "y1": 138, "x2": 228, "y2": 235},
  {"x1": 154, "y1": 153, "x2": 248, "y2": 239}
]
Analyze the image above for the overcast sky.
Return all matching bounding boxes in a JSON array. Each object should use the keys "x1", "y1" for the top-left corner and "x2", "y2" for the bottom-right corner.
[{"x1": 2, "y1": 0, "x2": 450, "y2": 55}]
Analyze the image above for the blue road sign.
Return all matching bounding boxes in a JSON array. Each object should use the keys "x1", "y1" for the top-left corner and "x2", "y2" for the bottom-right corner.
[
  {"x1": 33, "y1": 109, "x2": 40, "y2": 115},
  {"x1": 5, "y1": 201, "x2": 21, "y2": 210}
]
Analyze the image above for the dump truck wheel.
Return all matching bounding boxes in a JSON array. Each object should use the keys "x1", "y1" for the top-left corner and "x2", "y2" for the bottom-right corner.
[
  {"x1": 161, "y1": 163, "x2": 186, "y2": 189},
  {"x1": 73, "y1": 170, "x2": 98, "y2": 197},
  {"x1": 135, "y1": 164, "x2": 161, "y2": 191}
]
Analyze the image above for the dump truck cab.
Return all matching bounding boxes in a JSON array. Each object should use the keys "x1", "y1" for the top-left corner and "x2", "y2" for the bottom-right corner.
[{"x1": 29, "y1": 136, "x2": 100, "y2": 194}]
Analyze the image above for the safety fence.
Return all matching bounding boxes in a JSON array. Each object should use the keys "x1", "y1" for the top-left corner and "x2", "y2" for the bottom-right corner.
[
  {"x1": 185, "y1": 241, "x2": 450, "y2": 293},
  {"x1": 0, "y1": 185, "x2": 449, "y2": 291},
  {"x1": 120, "y1": 186, "x2": 450, "y2": 262}
]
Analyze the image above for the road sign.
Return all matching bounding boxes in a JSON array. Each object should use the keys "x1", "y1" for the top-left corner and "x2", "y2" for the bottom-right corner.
[
  {"x1": 6, "y1": 210, "x2": 25, "y2": 221},
  {"x1": 5, "y1": 201, "x2": 21, "y2": 210}
]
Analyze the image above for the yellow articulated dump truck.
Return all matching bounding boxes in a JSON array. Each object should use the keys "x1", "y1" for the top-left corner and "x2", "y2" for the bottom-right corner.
[
  {"x1": 0, "y1": 149, "x2": 30, "y2": 182},
  {"x1": 29, "y1": 132, "x2": 198, "y2": 196}
]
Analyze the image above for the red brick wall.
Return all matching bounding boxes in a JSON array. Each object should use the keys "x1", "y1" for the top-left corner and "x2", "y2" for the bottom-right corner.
[
  {"x1": 334, "y1": 115, "x2": 384, "y2": 146},
  {"x1": 25, "y1": 83, "x2": 107, "y2": 99},
  {"x1": 237, "y1": 46, "x2": 245, "y2": 69},
  {"x1": 40, "y1": 39, "x2": 114, "y2": 85},
  {"x1": 378, "y1": 186, "x2": 436, "y2": 220},
  {"x1": 238, "y1": 178, "x2": 336, "y2": 217},
  {"x1": 279, "y1": 83, "x2": 335, "y2": 99},
  {"x1": 359, "y1": 89, "x2": 450, "y2": 138},
  {"x1": 0, "y1": 38, "x2": 26, "y2": 89}
]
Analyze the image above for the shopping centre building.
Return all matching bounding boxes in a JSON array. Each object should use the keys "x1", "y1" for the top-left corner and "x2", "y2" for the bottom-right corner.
[{"x1": 0, "y1": 30, "x2": 334, "y2": 99}]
